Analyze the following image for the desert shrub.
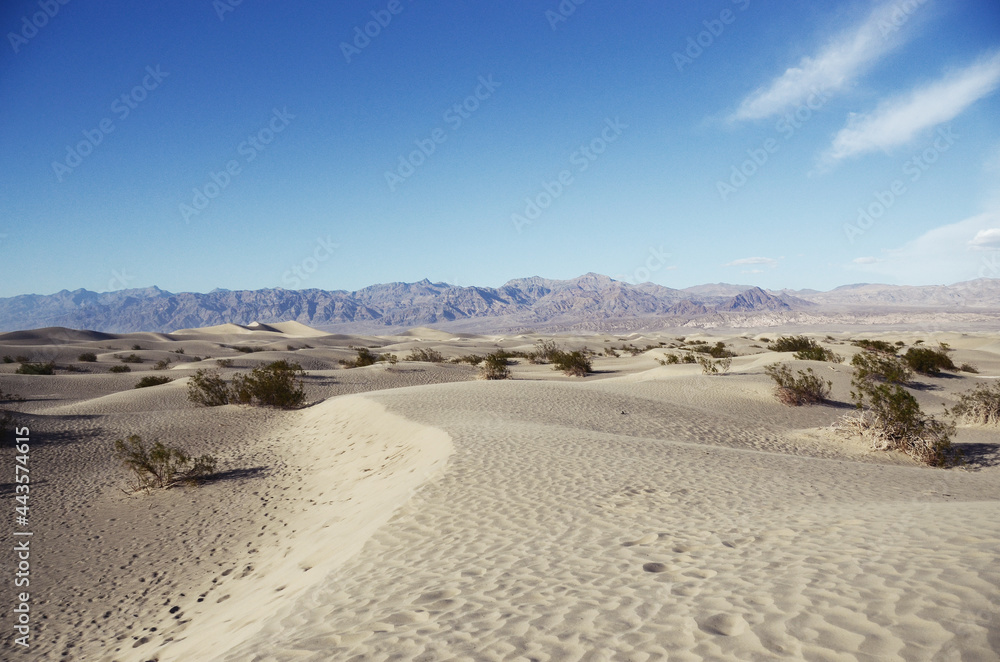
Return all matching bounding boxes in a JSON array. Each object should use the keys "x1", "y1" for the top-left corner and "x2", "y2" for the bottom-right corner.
[
  {"x1": 894, "y1": 340, "x2": 905, "y2": 347},
  {"x1": 604, "y1": 347, "x2": 620, "y2": 358},
  {"x1": 765, "y1": 364, "x2": 831, "y2": 405},
  {"x1": 951, "y1": 382, "x2": 1000, "y2": 426},
  {"x1": 16, "y1": 362, "x2": 54, "y2": 375},
  {"x1": 551, "y1": 350, "x2": 592, "y2": 377},
  {"x1": 230, "y1": 360, "x2": 306, "y2": 408},
  {"x1": 405, "y1": 347, "x2": 445, "y2": 363},
  {"x1": 2, "y1": 356, "x2": 13, "y2": 363},
  {"x1": 527, "y1": 340, "x2": 559, "y2": 364},
  {"x1": 851, "y1": 339, "x2": 898, "y2": 354},
  {"x1": 842, "y1": 378, "x2": 957, "y2": 466},
  {"x1": 15, "y1": 355, "x2": 30, "y2": 363},
  {"x1": 339, "y1": 347, "x2": 379, "y2": 368},
  {"x1": 709, "y1": 342, "x2": 733, "y2": 358},
  {"x1": 131, "y1": 344, "x2": 143, "y2": 351},
  {"x1": 154, "y1": 358, "x2": 172, "y2": 370},
  {"x1": 681, "y1": 352, "x2": 697, "y2": 364},
  {"x1": 959, "y1": 363, "x2": 978, "y2": 373},
  {"x1": 235, "y1": 346, "x2": 263, "y2": 354},
  {"x1": 78, "y1": 352, "x2": 98, "y2": 362},
  {"x1": 480, "y1": 352, "x2": 511, "y2": 380},
  {"x1": 696, "y1": 355, "x2": 731, "y2": 375},
  {"x1": 758, "y1": 337, "x2": 771, "y2": 343},
  {"x1": 769, "y1": 336, "x2": 817, "y2": 353},
  {"x1": 114, "y1": 435, "x2": 216, "y2": 493},
  {"x1": 216, "y1": 358, "x2": 235, "y2": 368},
  {"x1": 173, "y1": 348, "x2": 185, "y2": 354},
  {"x1": 794, "y1": 345, "x2": 843, "y2": 363},
  {"x1": 902, "y1": 347, "x2": 956, "y2": 376},
  {"x1": 119, "y1": 353, "x2": 143, "y2": 364},
  {"x1": 379, "y1": 353, "x2": 399, "y2": 365},
  {"x1": 687, "y1": 341, "x2": 734, "y2": 358},
  {"x1": 851, "y1": 350, "x2": 911, "y2": 385},
  {"x1": 656, "y1": 353, "x2": 680, "y2": 366},
  {"x1": 135, "y1": 375, "x2": 173, "y2": 389},
  {"x1": 187, "y1": 369, "x2": 230, "y2": 406},
  {"x1": 488, "y1": 349, "x2": 522, "y2": 364},
  {"x1": 109, "y1": 365, "x2": 132, "y2": 374},
  {"x1": 451, "y1": 354, "x2": 483, "y2": 366}
]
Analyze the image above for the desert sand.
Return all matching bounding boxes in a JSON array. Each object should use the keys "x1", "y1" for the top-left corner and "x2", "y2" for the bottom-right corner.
[{"x1": 0, "y1": 325, "x2": 998, "y2": 661}]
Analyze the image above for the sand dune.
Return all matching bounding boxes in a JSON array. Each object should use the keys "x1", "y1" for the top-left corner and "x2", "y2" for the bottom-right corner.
[{"x1": 0, "y1": 327, "x2": 997, "y2": 660}]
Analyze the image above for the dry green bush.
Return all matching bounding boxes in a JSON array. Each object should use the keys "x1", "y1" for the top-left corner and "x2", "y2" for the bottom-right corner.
[
  {"x1": 551, "y1": 350, "x2": 592, "y2": 377},
  {"x1": 840, "y1": 365, "x2": 958, "y2": 467},
  {"x1": 794, "y1": 345, "x2": 843, "y2": 363},
  {"x1": 764, "y1": 364, "x2": 830, "y2": 405},
  {"x1": 187, "y1": 369, "x2": 231, "y2": 406},
  {"x1": 851, "y1": 339, "x2": 898, "y2": 354},
  {"x1": 689, "y1": 341, "x2": 734, "y2": 358},
  {"x1": 109, "y1": 365, "x2": 131, "y2": 374},
  {"x1": 851, "y1": 350, "x2": 911, "y2": 385},
  {"x1": 769, "y1": 336, "x2": 817, "y2": 353},
  {"x1": 697, "y1": 355, "x2": 732, "y2": 375},
  {"x1": 339, "y1": 347, "x2": 379, "y2": 368},
  {"x1": 16, "y1": 362, "x2": 54, "y2": 375},
  {"x1": 528, "y1": 340, "x2": 559, "y2": 364},
  {"x1": 405, "y1": 347, "x2": 445, "y2": 363},
  {"x1": 78, "y1": 352, "x2": 98, "y2": 362},
  {"x1": 480, "y1": 352, "x2": 511, "y2": 380},
  {"x1": 902, "y1": 347, "x2": 956, "y2": 376},
  {"x1": 114, "y1": 435, "x2": 216, "y2": 493},
  {"x1": 135, "y1": 375, "x2": 173, "y2": 389},
  {"x1": 230, "y1": 360, "x2": 306, "y2": 408},
  {"x1": 951, "y1": 382, "x2": 1000, "y2": 426},
  {"x1": 656, "y1": 353, "x2": 680, "y2": 366}
]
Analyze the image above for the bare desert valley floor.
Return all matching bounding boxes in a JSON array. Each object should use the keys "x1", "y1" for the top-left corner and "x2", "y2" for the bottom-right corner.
[{"x1": 1, "y1": 323, "x2": 998, "y2": 661}]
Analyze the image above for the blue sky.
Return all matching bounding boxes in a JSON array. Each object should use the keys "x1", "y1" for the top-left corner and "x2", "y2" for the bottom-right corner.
[{"x1": 2, "y1": 0, "x2": 999, "y2": 298}]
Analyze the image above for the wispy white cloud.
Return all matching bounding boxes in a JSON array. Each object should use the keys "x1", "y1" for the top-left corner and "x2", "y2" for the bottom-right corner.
[
  {"x1": 852, "y1": 256, "x2": 880, "y2": 264},
  {"x1": 725, "y1": 256, "x2": 777, "y2": 268},
  {"x1": 731, "y1": 2, "x2": 913, "y2": 122},
  {"x1": 969, "y1": 227, "x2": 1000, "y2": 250},
  {"x1": 847, "y1": 211, "x2": 1000, "y2": 282},
  {"x1": 825, "y1": 50, "x2": 1000, "y2": 162}
]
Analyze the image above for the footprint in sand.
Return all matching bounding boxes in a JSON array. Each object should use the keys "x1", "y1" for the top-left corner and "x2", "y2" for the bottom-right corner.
[
  {"x1": 414, "y1": 588, "x2": 461, "y2": 603},
  {"x1": 623, "y1": 533, "x2": 659, "y2": 547},
  {"x1": 698, "y1": 613, "x2": 747, "y2": 636},
  {"x1": 682, "y1": 568, "x2": 717, "y2": 580}
]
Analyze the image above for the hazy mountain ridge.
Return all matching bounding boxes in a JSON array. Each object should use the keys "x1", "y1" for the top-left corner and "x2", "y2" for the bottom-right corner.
[{"x1": 0, "y1": 274, "x2": 998, "y2": 334}]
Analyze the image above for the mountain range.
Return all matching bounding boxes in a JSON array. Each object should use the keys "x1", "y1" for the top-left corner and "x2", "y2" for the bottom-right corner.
[{"x1": 0, "y1": 273, "x2": 998, "y2": 334}]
